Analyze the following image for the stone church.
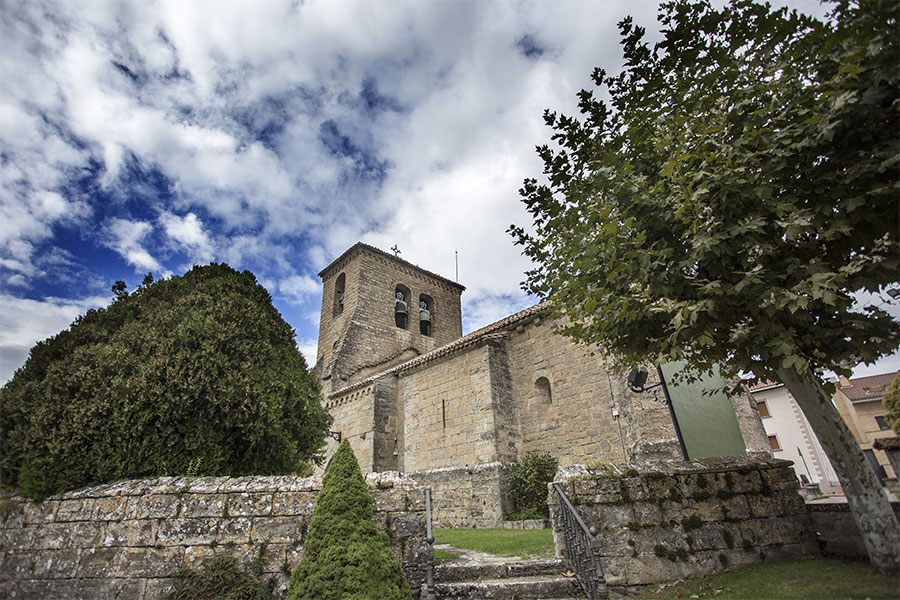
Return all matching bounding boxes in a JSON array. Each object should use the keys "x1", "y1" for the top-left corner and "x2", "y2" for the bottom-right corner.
[{"x1": 312, "y1": 242, "x2": 768, "y2": 526}]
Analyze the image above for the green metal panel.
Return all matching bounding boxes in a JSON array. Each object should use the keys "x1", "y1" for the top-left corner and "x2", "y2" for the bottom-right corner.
[{"x1": 660, "y1": 361, "x2": 746, "y2": 459}]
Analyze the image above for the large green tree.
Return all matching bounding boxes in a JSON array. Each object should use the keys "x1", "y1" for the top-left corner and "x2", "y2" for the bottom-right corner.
[
  {"x1": 0, "y1": 264, "x2": 332, "y2": 499},
  {"x1": 510, "y1": 0, "x2": 899, "y2": 570}
]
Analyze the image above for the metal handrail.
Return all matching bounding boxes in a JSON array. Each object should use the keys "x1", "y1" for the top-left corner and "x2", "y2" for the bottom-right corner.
[
  {"x1": 424, "y1": 488, "x2": 435, "y2": 593},
  {"x1": 552, "y1": 482, "x2": 609, "y2": 600}
]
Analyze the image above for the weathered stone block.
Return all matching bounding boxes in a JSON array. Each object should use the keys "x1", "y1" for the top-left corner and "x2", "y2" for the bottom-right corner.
[
  {"x1": 623, "y1": 554, "x2": 679, "y2": 585},
  {"x1": 373, "y1": 488, "x2": 407, "y2": 513},
  {"x1": 271, "y1": 492, "x2": 317, "y2": 516},
  {"x1": 227, "y1": 493, "x2": 273, "y2": 517},
  {"x1": 31, "y1": 548, "x2": 80, "y2": 579},
  {"x1": 77, "y1": 576, "x2": 145, "y2": 600},
  {"x1": 114, "y1": 546, "x2": 183, "y2": 578},
  {"x1": 55, "y1": 499, "x2": 93, "y2": 522},
  {"x1": 78, "y1": 546, "x2": 120, "y2": 578},
  {"x1": 180, "y1": 494, "x2": 227, "y2": 519},
  {"x1": 249, "y1": 516, "x2": 306, "y2": 545},
  {"x1": 131, "y1": 494, "x2": 181, "y2": 520},
  {"x1": 1, "y1": 549, "x2": 36, "y2": 579},
  {"x1": 156, "y1": 518, "x2": 219, "y2": 546},
  {"x1": 216, "y1": 517, "x2": 253, "y2": 544},
  {"x1": 21, "y1": 501, "x2": 58, "y2": 525},
  {"x1": 102, "y1": 518, "x2": 155, "y2": 547},
  {"x1": 33, "y1": 521, "x2": 103, "y2": 549},
  {"x1": 90, "y1": 496, "x2": 130, "y2": 522}
]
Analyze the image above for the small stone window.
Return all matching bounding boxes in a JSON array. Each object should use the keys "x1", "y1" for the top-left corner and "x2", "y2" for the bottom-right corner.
[
  {"x1": 768, "y1": 435, "x2": 781, "y2": 451},
  {"x1": 875, "y1": 416, "x2": 891, "y2": 431},
  {"x1": 535, "y1": 376, "x2": 552, "y2": 404},
  {"x1": 395, "y1": 284, "x2": 411, "y2": 329},
  {"x1": 333, "y1": 273, "x2": 346, "y2": 316},
  {"x1": 757, "y1": 400, "x2": 770, "y2": 418},
  {"x1": 419, "y1": 294, "x2": 434, "y2": 336}
]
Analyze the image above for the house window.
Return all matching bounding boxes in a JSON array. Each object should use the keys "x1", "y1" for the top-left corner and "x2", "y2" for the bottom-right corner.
[
  {"x1": 875, "y1": 416, "x2": 891, "y2": 431},
  {"x1": 333, "y1": 273, "x2": 346, "y2": 316},
  {"x1": 757, "y1": 400, "x2": 771, "y2": 418},
  {"x1": 768, "y1": 435, "x2": 781, "y2": 451},
  {"x1": 394, "y1": 284, "x2": 410, "y2": 329},
  {"x1": 535, "y1": 376, "x2": 552, "y2": 404},
  {"x1": 419, "y1": 294, "x2": 434, "y2": 336}
]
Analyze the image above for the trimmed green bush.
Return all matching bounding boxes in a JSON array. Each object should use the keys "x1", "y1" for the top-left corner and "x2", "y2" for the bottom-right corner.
[
  {"x1": 507, "y1": 451, "x2": 558, "y2": 520},
  {"x1": 0, "y1": 264, "x2": 332, "y2": 499},
  {"x1": 163, "y1": 553, "x2": 278, "y2": 600},
  {"x1": 288, "y1": 440, "x2": 411, "y2": 600}
]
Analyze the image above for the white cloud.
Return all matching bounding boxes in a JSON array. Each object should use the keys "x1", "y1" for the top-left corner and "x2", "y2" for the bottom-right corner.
[
  {"x1": 160, "y1": 212, "x2": 215, "y2": 263},
  {"x1": 104, "y1": 218, "x2": 166, "y2": 275},
  {"x1": 278, "y1": 274, "x2": 321, "y2": 305},
  {"x1": 295, "y1": 337, "x2": 319, "y2": 368},
  {"x1": 0, "y1": 294, "x2": 109, "y2": 384}
]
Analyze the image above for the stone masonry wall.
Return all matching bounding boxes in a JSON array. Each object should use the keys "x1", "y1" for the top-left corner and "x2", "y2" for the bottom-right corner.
[
  {"x1": 400, "y1": 345, "x2": 499, "y2": 472},
  {"x1": 411, "y1": 462, "x2": 514, "y2": 528},
  {"x1": 807, "y1": 501, "x2": 900, "y2": 558},
  {"x1": 550, "y1": 458, "x2": 814, "y2": 587},
  {"x1": 506, "y1": 317, "x2": 632, "y2": 466},
  {"x1": 0, "y1": 473, "x2": 428, "y2": 600},
  {"x1": 322, "y1": 384, "x2": 376, "y2": 471}
]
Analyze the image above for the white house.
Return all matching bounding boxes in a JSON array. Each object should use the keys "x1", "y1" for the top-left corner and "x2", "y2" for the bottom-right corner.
[{"x1": 749, "y1": 381, "x2": 842, "y2": 496}]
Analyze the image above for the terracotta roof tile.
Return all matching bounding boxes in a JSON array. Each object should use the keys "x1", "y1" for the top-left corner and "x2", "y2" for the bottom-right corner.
[
  {"x1": 837, "y1": 371, "x2": 899, "y2": 401},
  {"x1": 328, "y1": 301, "x2": 551, "y2": 397}
]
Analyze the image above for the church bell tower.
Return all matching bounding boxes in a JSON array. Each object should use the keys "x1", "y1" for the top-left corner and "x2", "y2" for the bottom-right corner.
[{"x1": 314, "y1": 243, "x2": 465, "y2": 394}]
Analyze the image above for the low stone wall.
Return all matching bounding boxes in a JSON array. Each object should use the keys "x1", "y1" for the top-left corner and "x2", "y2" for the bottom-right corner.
[
  {"x1": 411, "y1": 462, "x2": 513, "y2": 528},
  {"x1": 0, "y1": 472, "x2": 428, "y2": 599},
  {"x1": 807, "y1": 501, "x2": 900, "y2": 558},
  {"x1": 550, "y1": 458, "x2": 815, "y2": 587}
]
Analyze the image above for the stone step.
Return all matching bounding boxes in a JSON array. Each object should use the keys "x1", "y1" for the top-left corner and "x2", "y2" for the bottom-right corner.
[
  {"x1": 435, "y1": 558, "x2": 568, "y2": 583},
  {"x1": 434, "y1": 574, "x2": 582, "y2": 600}
]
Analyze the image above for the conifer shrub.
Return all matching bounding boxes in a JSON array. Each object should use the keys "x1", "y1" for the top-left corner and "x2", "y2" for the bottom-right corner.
[
  {"x1": 287, "y1": 440, "x2": 412, "y2": 600},
  {"x1": 507, "y1": 451, "x2": 558, "y2": 520},
  {"x1": 0, "y1": 264, "x2": 332, "y2": 499}
]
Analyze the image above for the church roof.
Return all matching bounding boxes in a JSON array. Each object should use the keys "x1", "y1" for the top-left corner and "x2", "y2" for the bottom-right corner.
[
  {"x1": 327, "y1": 301, "x2": 552, "y2": 397},
  {"x1": 318, "y1": 242, "x2": 466, "y2": 291}
]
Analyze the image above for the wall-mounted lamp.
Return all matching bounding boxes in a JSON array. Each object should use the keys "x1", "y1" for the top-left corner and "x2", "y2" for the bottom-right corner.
[
  {"x1": 329, "y1": 431, "x2": 342, "y2": 443},
  {"x1": 626, "y1": 367, "x2": 667, "y2": 405}
]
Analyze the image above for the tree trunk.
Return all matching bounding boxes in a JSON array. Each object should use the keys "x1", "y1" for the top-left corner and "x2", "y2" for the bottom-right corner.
[{"x1": 777, "y1": 366, "x2": 900, "y2": 571}]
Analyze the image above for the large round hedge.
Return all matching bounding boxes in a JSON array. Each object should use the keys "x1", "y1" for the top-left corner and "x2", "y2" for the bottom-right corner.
[
  {"x1": 0, "y1": 264, "x2": 332, "y2": 499},
  {"x1": 288, "y1": 440, "x2": 412, "y2": 600}
]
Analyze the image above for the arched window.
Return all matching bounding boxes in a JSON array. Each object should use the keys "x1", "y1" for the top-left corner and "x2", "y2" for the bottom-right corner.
[
  {"x1": 418, "y1": 294, "x2": 434, "y2": 336},
  {"x1": 333, "y1": 273, "x2": 346, "y2": 316},
  {"x1": 394, "y1": 284, "x2": 410, "y2": 329},
  {"x1": 535, "y1": 376, "x2": 552, "y2": 404}
]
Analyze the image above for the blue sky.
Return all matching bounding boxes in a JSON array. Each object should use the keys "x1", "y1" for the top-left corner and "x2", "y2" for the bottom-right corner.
[{"x1": 1, "y1": 0, "x2": 896, "y2": 384}]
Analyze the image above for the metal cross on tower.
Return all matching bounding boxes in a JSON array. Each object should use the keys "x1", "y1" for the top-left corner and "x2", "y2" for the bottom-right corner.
[{"x1": 391, "y1": 244, "x2": 401, "y2": 257}]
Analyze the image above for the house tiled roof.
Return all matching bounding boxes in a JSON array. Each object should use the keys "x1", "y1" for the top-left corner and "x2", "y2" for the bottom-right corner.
[
  {"x1": 747, "y1": 379, "x2": 782, "y2": 392},
  {"x1": 837, "y1": 371, "x2": 899, "y2": 401},
  {"x1": 328, "y1": 301, "x2": 552, "y2": 397}
]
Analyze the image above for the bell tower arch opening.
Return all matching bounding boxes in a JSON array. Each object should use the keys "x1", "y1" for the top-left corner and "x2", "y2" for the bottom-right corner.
[
  {"x1": 395, "y1": 284, "x2": 411, "y2": 329},
  {"x1": 419, "y1": 293, "x2": 434, "y2": 336}
]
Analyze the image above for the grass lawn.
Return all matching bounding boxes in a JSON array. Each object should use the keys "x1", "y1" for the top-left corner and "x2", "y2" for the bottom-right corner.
[
  {"x1": 433, "y1": 528, "x2": 555, "y2": 559},
  {"x1": 632, "y1": 558, "x2": 899, "y2": 600}
]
